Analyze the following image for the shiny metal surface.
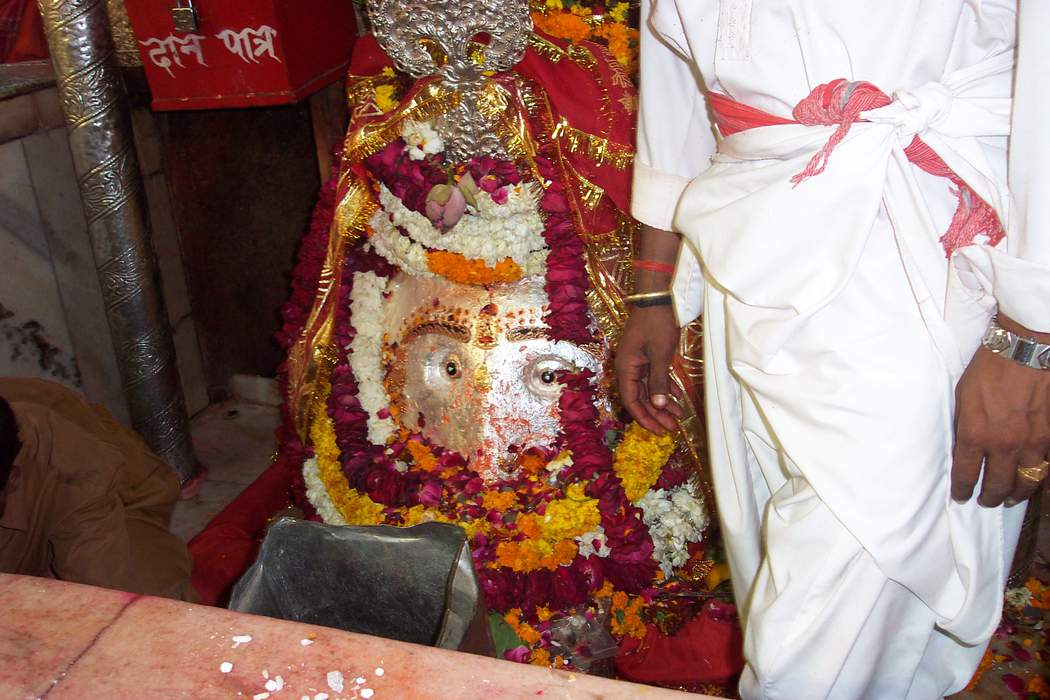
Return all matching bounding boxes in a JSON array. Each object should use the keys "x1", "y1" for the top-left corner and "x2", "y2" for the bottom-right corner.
[
  {"x1": 37, "y1": 0, "x2": 196, "y2": 479},
  {"x1": 366, "y1": 0, "x2": 531, "y2": 161},
  {"x1": 384, "y1": 273, "x2": 603, "y2": 482}
]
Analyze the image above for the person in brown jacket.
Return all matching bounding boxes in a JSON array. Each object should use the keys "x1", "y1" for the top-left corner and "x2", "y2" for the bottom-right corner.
[{"x1": 0, "y1": 377, "x2": 196, "y2": 601}]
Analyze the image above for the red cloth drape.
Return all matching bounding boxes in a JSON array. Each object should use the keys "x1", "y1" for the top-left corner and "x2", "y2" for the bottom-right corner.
[
  {"x1": 616, "y1": 608, "x2": 744, "y2": 687},
  {"x1": 1, "y1": 0, "x2": 48, "y2": 64},
  {"x1": 187, "y1": 453, "x2": 298, "y2": 606}
]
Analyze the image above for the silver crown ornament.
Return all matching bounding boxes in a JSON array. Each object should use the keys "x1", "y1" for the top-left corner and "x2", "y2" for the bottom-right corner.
[{"x1": 366, "y1": 0, "x2": 532, "y2": 161}]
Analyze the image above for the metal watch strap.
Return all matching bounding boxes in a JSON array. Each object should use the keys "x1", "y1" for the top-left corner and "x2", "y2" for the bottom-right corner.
[{"x1": 981, "y1": 318, "x2": 1050, "y2": 370}]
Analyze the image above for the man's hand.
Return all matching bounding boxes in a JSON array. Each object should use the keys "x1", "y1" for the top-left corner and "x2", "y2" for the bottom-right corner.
[
  {"x1": 952, "y1": 318, "x2": 1050, "y2": 507},
  {"x1": 615, "y1": 305, "x2": 685, "y2": 435}
]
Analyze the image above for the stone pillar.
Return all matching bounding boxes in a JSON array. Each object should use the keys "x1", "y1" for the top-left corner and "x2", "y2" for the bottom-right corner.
[{"x1": 37, "y1": 0, "x2": 197, "y2": 480}]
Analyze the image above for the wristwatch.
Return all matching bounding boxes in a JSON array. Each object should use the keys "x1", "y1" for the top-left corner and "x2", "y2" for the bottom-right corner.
[{"x1": 981, "y1": 317, "x2": 1050, "y2": 370}]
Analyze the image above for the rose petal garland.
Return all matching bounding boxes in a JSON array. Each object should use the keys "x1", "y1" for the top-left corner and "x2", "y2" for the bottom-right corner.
[{"x1": 286, "y1": 86, "x2": 713, "y2": 668}]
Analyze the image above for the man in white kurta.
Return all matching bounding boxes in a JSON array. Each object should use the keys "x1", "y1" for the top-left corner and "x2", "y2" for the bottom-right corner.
[{"x1": 619, "y1": 2, "x2": 1050, "y2": 698}]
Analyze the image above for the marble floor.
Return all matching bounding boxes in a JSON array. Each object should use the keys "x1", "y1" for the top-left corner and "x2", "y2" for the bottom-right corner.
[{"x1": 171, "y1": 396, "x2": 281, "y2": 542}]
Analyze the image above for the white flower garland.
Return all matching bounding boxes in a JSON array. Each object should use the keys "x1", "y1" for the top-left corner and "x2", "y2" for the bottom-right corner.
[
  {"x1": 636, "y1": 486, "x2": 709, "y2": 578},
  {"x1": 368, "y1": 210, "x2": 434, "y2": 278},
  {"x1": 348, "y1": 270, "x2": 396, "y2": 444},
  {"x1": 402, "y1": 120, "x2": 444, "y2": 160},
  {"x1": 576, "y1": 525, "x2": 611, "y2": 558},
  {"x1": 369, "y1": 183, "x2": 549, "y2": 278},
  {"x1": 303, "y1": 457, "x2": 347, "y2": 526},
  {"x1": 1004, "y1": 585, "x2": 1033, "y2": 608}
]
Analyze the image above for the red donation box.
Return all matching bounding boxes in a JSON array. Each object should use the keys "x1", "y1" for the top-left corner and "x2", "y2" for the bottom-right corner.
[{"x1": 122, "y1": 0, "x2": 358, "y2": 110}]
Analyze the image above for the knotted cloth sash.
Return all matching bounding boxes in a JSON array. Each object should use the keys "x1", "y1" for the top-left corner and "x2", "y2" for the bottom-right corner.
[{"x1": 707, "y1": 80, "x2": 1006, "y2": 256}]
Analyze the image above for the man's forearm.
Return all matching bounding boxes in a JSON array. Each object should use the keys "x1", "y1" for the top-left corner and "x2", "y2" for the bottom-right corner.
[{"x1": 635, "y1": 224, "x2": 682, "y2": 294}]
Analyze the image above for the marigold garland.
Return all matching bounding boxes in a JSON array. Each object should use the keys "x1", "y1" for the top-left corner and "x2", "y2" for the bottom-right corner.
[
  {"x1": 613, "y1": 422, "x2": 677, "y2": 502},
  {"x1": 375, "y1": 84, "x2": 399, "y2": 113},
  {"x1": 310, "y1": 405, "x2": 386, "y2": 525},
  {"x1": 425, "y1": 250, "x2": 524, "y2": 285},
  {"x1": 610, "y1": 590, "x2": 647, "y2": 639},
  {"x1": 1027, "y1": 577, "x2": 1050, "y2": 609},
  {"x1": 540, "y1": 483, "x2": 602, "y2": 542},
  {"x1": 530, "y1": 0, "x2": 639, "y2": 70}
]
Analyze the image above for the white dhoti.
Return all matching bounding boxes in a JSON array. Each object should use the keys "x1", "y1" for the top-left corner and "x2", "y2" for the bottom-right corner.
[{"x1": 632, "y1": 2, "x2": 1050, "y2": 698}]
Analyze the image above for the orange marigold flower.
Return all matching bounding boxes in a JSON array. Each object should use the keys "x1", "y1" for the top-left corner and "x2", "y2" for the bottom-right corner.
[
  {"x1": 1026, "y1": 674, "x2": 1050, "y2": 700},
  {"x1": 405, "y1": 439, "x2": 439, "y2": 471},
  {"x1": 520, "y1": 452, "x2": 547, "y2": 475},
  {"x1": 426, "y1": 250, "x2": 523, "y2": 286},
  {"x1": 482, "y1": 490, "x2": 518, "y2": 512},
  {"x1": 610, "y1": 592, "x2": 648, "y2": 639},
  {"x1": 530, "y1": 648, "x2": 552, "y2": 666},
  {"x1": 1026, "y1": 578, "x2": 1050, "y2": 609},
  {"x1": 613, "y1": 421, "x2": 675, "y2": 502},
  {"x1": 517, "y1": 622, "x2": 542, "y2": 645},
  {"x1": 496, "y1": 540, "x2": 546, "y2": 572},
  {"x1": 516, "y1": 513, "x2": 542, "y2": 540},
  {"x1": 536, "y1": 606, "x2": 554, "y2": 622},
  {"x1": 531, "y1": 11, "x2": 592, "y2": 44},
  {"x1": 551, "y1": 539, "x2": 578, "y2": 565}
]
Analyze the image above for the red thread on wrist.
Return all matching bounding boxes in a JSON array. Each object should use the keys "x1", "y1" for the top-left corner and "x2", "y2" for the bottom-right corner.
[{"x1": 632, "y1": 259, "x2": 676, "y2": 275}]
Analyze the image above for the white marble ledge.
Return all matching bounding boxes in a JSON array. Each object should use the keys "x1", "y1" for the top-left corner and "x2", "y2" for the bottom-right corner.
[{"x1": 0, "y1": 574, "x2": 711, "y2": 699}]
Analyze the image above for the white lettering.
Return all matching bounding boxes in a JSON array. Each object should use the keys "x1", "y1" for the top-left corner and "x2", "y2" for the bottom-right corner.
[
  {"x1": 215, "y1": 25, "x2": 281, "y2": 65},
  {"x1": 139, "y1": 34, "x2": 207, "y2": 78}
]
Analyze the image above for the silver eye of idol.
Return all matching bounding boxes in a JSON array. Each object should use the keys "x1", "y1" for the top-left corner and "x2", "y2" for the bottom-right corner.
[
  {"x1": 525, "y1": 355, "x2": 574, "y2": 399},
  {"x1": 383, "y1": 271, "x2": 605, "y2": 482}
]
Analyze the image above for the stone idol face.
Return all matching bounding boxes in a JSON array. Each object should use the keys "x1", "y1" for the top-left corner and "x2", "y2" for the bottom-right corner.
[{"x1": 383, "y1": 272, "x2": 602, "y2": 482}]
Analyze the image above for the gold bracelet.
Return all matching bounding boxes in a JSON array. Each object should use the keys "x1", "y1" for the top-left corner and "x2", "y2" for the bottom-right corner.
[
  {"x1": 623, "y1": 291, "x2": 672, "y2": 303},
  {"x1": 623, "y1": 291, "x2": 673, "y2": 308}
]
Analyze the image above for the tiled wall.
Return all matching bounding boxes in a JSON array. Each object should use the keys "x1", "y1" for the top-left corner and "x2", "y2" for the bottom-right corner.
[{"x1": 0, "y1": 77, "x2": 208, "y2": 422}]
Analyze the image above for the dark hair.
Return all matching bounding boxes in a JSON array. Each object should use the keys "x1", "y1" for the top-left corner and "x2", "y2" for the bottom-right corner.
[{"x1": 0, "y1": 396, "x2": 20, "y2": 489}]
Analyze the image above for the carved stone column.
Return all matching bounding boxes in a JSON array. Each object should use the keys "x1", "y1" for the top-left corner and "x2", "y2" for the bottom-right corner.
[{"x1": 37, "y1": 0, "x2": 197, "y2": 480}]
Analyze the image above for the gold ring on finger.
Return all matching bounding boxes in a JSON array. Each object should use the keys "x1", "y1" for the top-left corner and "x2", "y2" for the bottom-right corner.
[{"x1": 1017, "y1": 460, "x2": 1049, "y2": 483}]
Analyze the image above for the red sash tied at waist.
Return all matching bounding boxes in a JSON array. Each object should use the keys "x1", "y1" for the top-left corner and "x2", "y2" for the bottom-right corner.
[{"x1": 707, "y1": 79, "x2": 1005, "y2": 256}]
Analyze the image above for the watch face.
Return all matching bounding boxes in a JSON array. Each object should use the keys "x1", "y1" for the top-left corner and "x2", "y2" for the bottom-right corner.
[{"x1": 985, "y1": 327, "x2": 1012, "y2": 353}]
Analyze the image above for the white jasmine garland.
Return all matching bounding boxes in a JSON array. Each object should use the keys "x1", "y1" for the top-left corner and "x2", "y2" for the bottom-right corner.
[
  {"x1": 371, "y1": 183, "x2": 548, "y2": 275},
  {"x1": 576, "y1": 525, "x2": 611, "y2": 558},
  {"x1": 637, "y1": 486, "x2": 709, "y2": 578},
  {"x1": 369, "y1": 210, "x2": 433, "y2": 277},
  {"x1": 401, "y1": 120, "x2": 444, "y2": 160},
  {"x1": 1004, "y1": 586, "x2": 1033, "y2": 608},
  {"x1": 349, "y1": 271, "x2": 396, "y2": 444},
  {"x1": 303, "y1": 457, "x2": 347, "y2": 526}
]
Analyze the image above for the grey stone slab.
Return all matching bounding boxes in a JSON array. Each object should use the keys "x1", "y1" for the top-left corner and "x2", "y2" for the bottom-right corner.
[
  {"x1": 0, "y1": 94, "x2": 37, "y2": 144},
  {"x1": 21, "y1": 129, "x2": 131, "y2": 424}
]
